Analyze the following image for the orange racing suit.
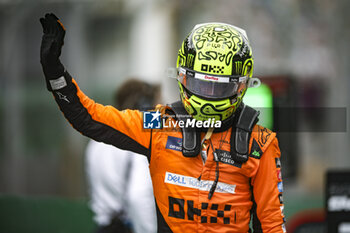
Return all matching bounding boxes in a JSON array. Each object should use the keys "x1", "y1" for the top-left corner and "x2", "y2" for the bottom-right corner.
[{"x1": 50, "y1": 74, "x2": 286, "y2": 233}]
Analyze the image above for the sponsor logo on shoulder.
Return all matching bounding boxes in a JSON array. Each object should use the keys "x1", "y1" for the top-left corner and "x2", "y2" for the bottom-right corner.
[
  {"x1": 250, "y1": 139, "x2": 262, "y2": 159},
  {"x1": 251, "y1": 150, "x2": 260, "y2": 157},
  {"x1": 165, "y1": 136, "x2": 182, "y2": 152},
  {"x1": 258, "y1": 127, "x2": 272, "y2": 146}
]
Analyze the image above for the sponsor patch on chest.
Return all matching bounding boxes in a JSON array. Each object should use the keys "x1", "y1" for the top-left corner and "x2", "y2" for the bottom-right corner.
[
  {"x1": 215, "y1": 149, "x2": 242, "y2": 168},
  {"x1": 165, "y1": 136, "x2": 182, "y2": 152},
  {"x1": 164, "y1": 172, "x2": 236, "y2": 194}
]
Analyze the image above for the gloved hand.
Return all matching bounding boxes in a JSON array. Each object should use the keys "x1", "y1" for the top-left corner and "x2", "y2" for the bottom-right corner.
[{"x1": 40, "y1": 13, "x2": 66, "y2": 90}]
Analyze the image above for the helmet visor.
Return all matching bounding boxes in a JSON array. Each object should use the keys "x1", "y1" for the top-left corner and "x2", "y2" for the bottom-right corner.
[{"x1": 177, "y1": 67, "x2": 248, "y2": 100}]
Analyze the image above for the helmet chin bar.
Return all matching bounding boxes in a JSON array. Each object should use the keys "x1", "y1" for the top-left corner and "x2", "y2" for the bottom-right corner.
[
  {"x1": 199, "y1": 102, "x2": 231, "y2": 121},
  {"x1": 179, "y1": 83, "x2": 240, "y2": 122}
]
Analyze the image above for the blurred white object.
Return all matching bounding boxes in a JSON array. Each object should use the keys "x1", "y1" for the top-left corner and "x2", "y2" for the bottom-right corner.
[{"x1": 85, "y1": 140, "x2": 157, "y2": 233}]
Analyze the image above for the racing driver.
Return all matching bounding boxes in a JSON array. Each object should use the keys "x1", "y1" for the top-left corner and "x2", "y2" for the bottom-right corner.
[{"x1": 39, "y1": 13, "x2": 286, "y2": 233}]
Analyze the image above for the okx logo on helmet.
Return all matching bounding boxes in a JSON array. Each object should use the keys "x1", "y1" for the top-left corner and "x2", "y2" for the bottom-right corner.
[{"x1": 176, "y1": 22, "x2": 258, "y2": 122}]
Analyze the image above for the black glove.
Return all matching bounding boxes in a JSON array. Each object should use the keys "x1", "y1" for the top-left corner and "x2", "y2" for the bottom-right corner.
[{"x1": 40, "y1": 13, "x2": 67, "y2": 91}]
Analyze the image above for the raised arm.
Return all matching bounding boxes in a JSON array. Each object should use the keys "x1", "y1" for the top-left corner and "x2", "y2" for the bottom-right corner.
[{"x1": 39, "y1": 13, "x2": 151, "y2": 156}]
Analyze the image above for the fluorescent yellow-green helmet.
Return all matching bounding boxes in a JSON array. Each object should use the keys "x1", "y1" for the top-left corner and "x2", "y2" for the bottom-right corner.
[{"x1": 177, "y1": 23, "x2": 254, "y2": 122}]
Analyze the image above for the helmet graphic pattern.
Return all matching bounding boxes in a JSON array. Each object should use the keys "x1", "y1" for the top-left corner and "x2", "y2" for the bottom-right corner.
[
  {"x1": 177, "y1": 23, "x2": 253, "y2": 77},
  {"x1": 176, "y1": 23, "x2": 254, "y2": 122}
]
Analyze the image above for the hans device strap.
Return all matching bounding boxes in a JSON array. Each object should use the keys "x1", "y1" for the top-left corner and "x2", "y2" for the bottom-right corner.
[
  {"x1": 169, "y1": 102, "x2": 259, "y2": 162},
  {"x1": 170, "y1": 101, "x2": 201, "y2": 157},
  {"x1": 230, "y1": 104, "x2": 260, "y2": 163}
]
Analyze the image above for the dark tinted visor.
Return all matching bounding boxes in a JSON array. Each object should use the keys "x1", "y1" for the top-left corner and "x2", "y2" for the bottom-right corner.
[{"x1": 177, "y1": 67, "x2": 248, "y2": 99}]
